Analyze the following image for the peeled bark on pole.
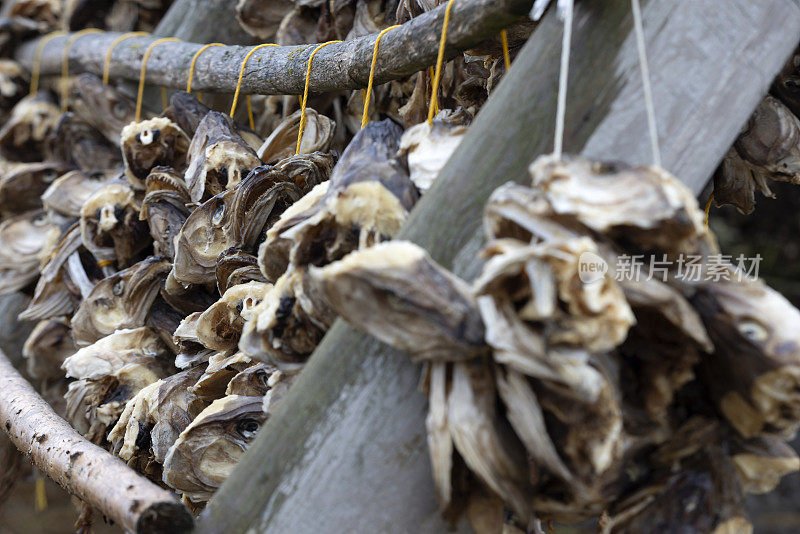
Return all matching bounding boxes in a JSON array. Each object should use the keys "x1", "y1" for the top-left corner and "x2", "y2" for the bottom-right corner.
[
  {"x1": 0, "y1": 348, "x2": 193, "y2": 534},
  {"x1": 196, "y1": 0, "x2": 800, "y2": 532},
  {"x1": 14, "y1": 0, "x2": 533, "y2": 97}
]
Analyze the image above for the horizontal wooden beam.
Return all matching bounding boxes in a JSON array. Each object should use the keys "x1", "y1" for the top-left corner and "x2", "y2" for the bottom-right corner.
[{"x1": 15, "y1": 0, "x2": 532, "y2": 97}]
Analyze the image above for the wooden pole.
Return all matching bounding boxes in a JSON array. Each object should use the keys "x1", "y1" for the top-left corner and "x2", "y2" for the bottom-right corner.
[
  {"x1": 196, "y1": 0, "x2": 800, "y2": 532},
  {"x1": 14, "y1": 0, "x2": 533, "y2": 97},
  {"x1": 0, "y1": 348, "x2": 193, "y2": 534}
]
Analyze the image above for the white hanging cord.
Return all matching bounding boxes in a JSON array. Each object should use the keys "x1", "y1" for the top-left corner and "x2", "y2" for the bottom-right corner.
[
  {"x1": 553, "y1": 0, "x2": 573, "y2": 159},
  {"x1": 631, "y1": 0, "x2": 661, "y2": 167}
]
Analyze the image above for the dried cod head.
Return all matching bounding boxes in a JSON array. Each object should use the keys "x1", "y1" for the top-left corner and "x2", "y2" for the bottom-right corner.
[
  {"x1": 196, "y1": 281, "x2": 272, "y2": 352},
  {"x1": 140, "y1": 167, "x2": 191, "y2": 261},
  {"x1": 184, "y1": 111, "x2": 262, "y2": 203},
  {"x1": 173, "y1": 312, "x2": 215, "y2": 370},
  {"x1": 80, "y1": 182, "x2": 150, "y2": 268},
  {"x1": 309, "y1": 241, "x2": 485, "y2": 361},
  {"x1": 235, "y1": 0, "x2": 295, "y2": 40},
  {"x1": 0, "y1": 60, "x2": 28, "y2": 112},
  {"x1": 256, "y1": 108, "x2": 335, "y2": 164},
  {"x1": 734, "y1": 95, "x2": 800, "y2": 184},
  {"x1": 0, "y1": 162, "x2": 65, "y2": 216},
  {"x1": 259, "y1": 120, "x2": 417, "y2": 278},
  {"x1": 0, "y1": 92, "x2": 61, "y2": 162},
  {"x1": 22, "y1": 317, "x2": 78, "y2": 380},
  {"x1": 121, "y1": 117, "x2": 190, "y2": 190},
  {"x1": 42, "y1": 169, "x2": 119, "y2": 218},
  {"x1": 71, "y1": 256, "x2": 171, "y2": 345},
  {"x1": 190, "y1": 352, "x2": 253, "y2": 402},
  {"x1": 69, "y1": 73, "x2": 139, "y2": 145},
  {"x1": 45, "y1": 111, "x2": 122, "y2": 171},
  {"x1": 0, "y1": 210, "x2": 59, "y2": 294},
  {"x1": 215, "y1": 248, "x2": 268, "y2": 295},
  {"x1": 239, "y1": 268, "x2": 334, "y2": 371},
  {"x1": 529, "y1": 155, "x2": 717, "y2": 258},
  {"x1": 398, "y1": 111, "x2": 468, "y2": 192},
  {"x1": 168, "y1": 171, "x2": 303, "y2": 289},
  {"x1": 162, "y1": 394, "x2": 267, "y2": 503}
]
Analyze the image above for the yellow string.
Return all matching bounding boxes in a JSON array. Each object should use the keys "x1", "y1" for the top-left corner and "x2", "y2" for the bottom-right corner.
[
  {"x1": 34, "y1": 476, "x2": 47, "y2": 511},
  {"x1": 136, "y1": 37, "x2": 181, "y2": 122},
  {"x1": 361, "y1": 25, "x2": 400, "y2": 129},
  {"x1": 428, "y1": 0, "x2": 456, "y2": 124},
  {"x1": 500, "y1": 29, "x2": 511, "y2": 71},
  {"x1": 61, "y1": 29, "x2": 103, "y2": 112},
  {"x1": 30, "y1": 31, "x2": 66, "y2": 95},
  {"x1": 704, "y1": 192, "x2": 714, "y2": 228},
  {"x1": 187, "y1": 42, "x2": 224, "y2": 93},
  {"x1": 97, "y1": 259, "x2": 114, "y2": 268},
  {"x1": 103, "y1": 31, "x2": 147, "y2": 85},
  {"x1": 161, "y1": 87, "x2": 169, "y2": 109},
  {"x1": 230, "y1": 43, "x2": 279, "y2": 131},
  {"x1": 427, "y1": 66, "x2": 439, "y2": 116},
  {"x1": 297, "y1": 41, "x2": 341, "y2": 154}
]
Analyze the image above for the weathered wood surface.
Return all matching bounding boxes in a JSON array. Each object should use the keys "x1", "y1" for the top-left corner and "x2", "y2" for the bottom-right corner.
[
  {"x1": 196, "y1": 1, "x2": 800, "y2": 533},
  {"x1": 0, "y1": 348, "x2": 193, "y2": 534},
  {"x1": 153, "y1": 0, "x2": 253, "y2": 44},
  {"x1": 15, "y1": 0, "x2": 532, "y2": 96}
]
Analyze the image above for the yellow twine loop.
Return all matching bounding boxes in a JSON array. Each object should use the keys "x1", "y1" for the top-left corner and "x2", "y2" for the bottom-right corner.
[
  {"x1": 136, "y1": 37, "x2": 181, "y2": 122},
  {"x1": 97, "y1": 259, "x2": 114, "y2": 268},
  {"x1": 230, "y1": 43, "x2": 279, "y2": 131},
  {"x1": 187, "y1": 43, "x2": 224, "y2": 94},
  {"x1": 297, "y1": 41, "x2": 341, "y2": 154},
  {"x1": 61, "y1": 29, "x2": 103, "y2": 112},
  {"x1": 361, "y1": 25, "x2": 400, "y2": 129},
  {"x1": 500, "y1": 29, "x2": 511, "y2": 71},
  {"x1": 103, "y1": 31, "x2": 147, "y2": 85},
  {"x1": 428, "y1": 0, "x2": 456, "y2": 125},
  {"x1": 704, "y1": 192, "x2": 714, "y2": 228},
  {"x1": 35, "y1": 476, "x2": 47, "y2": 512},
  {"x1": 30, "y1": 31, "x2": 66, "y2": 95}
]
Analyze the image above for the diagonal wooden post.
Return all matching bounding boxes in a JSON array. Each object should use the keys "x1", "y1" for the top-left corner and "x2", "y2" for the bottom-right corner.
[{"x1": 197, "y1": 0, "x2": 800, "y2": 532}]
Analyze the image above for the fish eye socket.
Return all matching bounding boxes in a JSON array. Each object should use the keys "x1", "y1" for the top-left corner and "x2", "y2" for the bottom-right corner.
[
  {"x1": 236, "y1": 418, "x2": 260, "y2": 439},
  {"x1": 113, "y1": 102, "x2": 127, "y2": 119},
  {"x1": 137, "y1": 128, "x2": 160, "y2": 146},
  {"x1": 112, "y1": 279, "x2": 125, "y2": 296},
  {"x1": 738, "y1": 320, "x2": 768, "y2": 343},
  {"x1": 43, "y1": 170, "x2": 57, "y2": 183},
  {"x1": 33, "y1": 214, "x2": 47, "y2": 226},
  {"x1": 212, "y1": 203, "x2": 225, "y2": 225}
]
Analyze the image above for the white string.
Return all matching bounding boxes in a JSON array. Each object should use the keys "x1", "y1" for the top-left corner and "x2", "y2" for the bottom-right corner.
[
  {"x1": 553, "y1": 0, "x2": 573, "y2": 159},
  {"x1": 631, "y1": 0, "x2": 661, "y2": 167}
]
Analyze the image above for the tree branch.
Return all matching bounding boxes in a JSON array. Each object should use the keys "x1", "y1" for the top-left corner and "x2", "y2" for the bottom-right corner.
[
  {"x1": 0, "y1": 348, "x2": 193, "y2": 534},
  {"x1": 15, "y1": 0, "x2": 533, "y2": 96}
]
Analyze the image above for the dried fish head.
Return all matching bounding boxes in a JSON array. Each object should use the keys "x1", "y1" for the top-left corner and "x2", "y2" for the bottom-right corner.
[
  {"x1": 0, "y1": 92, "x2": 61, "y2": 162},
  {"x1": 163, "y1": 394, "x2": 267, "y2": 503},
  {"x1": 184, "y1": 111, "x2": 262, "y2": 202},
  {"x1": 734, "y1": 96, "x2": 800, "y2": 184},
  {"x1": 309, "y1": 241, "x2": 485, "y2": 361},
  {"x1": 273, "y1": 120, "x2": 416, "y2": 271},
  {"x1": 257, "y1": 180, "x2": 330, "y2": 282},
  {"x1": 45, "y1": 112, "x2": 122, "y2": 171},
  {"x1": 257, "y1": 108, "x2": 335, "y2": 164},
  {"x1": 236, "y1": 0, "x2": 295, "y2": 40},
  {"x1": 692, "y1": 276, "x2": 800, "y2": 439},
  {"x1": 0, "y1": 60, "x2": 28, "y2": 112},
  {"x1": 69, "y1": 73, "x2": 139, "y2": 145},
  {"x1": 80, "y1": 182, "x2": 150, "y2": 267},
  {"x1": 713, "y1": 148, "x2": 763, "y2": 215},
  {"x1": 42, "y1": 169, "x2": 119, "y2": 218},
  {"x1": 63, "y1": 327, "x2": 173, "y2": 381},
  {"x1": 0, "y1": 161, "x2": 66, "y2": 216},
  {"x1": 398, "y1": 114, "x2": 467, "y2": 192},
  {"x1": 169, "y1": 174, "x2": 303, "y2": 288},
  {"x1": 0, "y1": 210, "x2": 59, "y2": 294},
  {"x1": 216, "y1": 248, "x2": 267, "y2": 295},
  {"x1": 8, "y1": 0, "x2": 62, "y2": 29},
  {"x1": 141, "y1": 168, "x2": 191, "y2": 261},
  {"x1": 196, "y1": 281, "x2": 272, "y2": 352},
  {"x1": 239, "y1": 269, "x2": 332, "y2": 370},
  {"x1": 22, "y1": 317, "x2": 78, "y2": 380},
  {"x1": 226, "y1": 363, "x2": 280, "y2": 397},
  {"x1": 190, "y1": 352, "x2": 253, "y2": 401},
  {"x1": 529, "y1": 154, "x2": 717, "y2": 258},
  {"x1": 121, "y1": 117, "x2": 190, "y2": 190},
  {"x1": 245, "y1": 151, "x2": 334, "y2": 193},
  {"x1": 173, "y1": 312, "x2": 215, "y2": 369},
  {"x1": 71, "y1": 256, "x2": 171, "y2": 344}
]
